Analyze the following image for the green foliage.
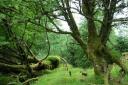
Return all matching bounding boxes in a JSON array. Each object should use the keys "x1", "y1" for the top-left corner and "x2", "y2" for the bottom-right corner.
[
  {"x1": 0, "y1": 23, "x2": 9, "y2": 46},
  {"x1": 0, "y1": 1, "x2": 128, "y2": 84},
  {"x1": 115, "y1": 36, "x2": 128, "y2": 52},
  {"x1": 66, "y1": 41, "x2": 92, "y2": 68},
  {"x1": 0, "y1": 0, "x2": 91, "y2": 69},
  {"x1": 46, "y1": 32, "x2": 92, "y2": 68},
  {"x1": 0, "y1": 36, "x2": 9, "y2": 46},
  {"x1": 63, "y1": 24, "x2": 92, "y2": 68},
  {"x1": 0, "y1": 74, "x2": 22, "y2": 85}
]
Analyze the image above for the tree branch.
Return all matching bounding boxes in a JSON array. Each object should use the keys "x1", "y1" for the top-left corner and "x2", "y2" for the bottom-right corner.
[
  {"x1": 113, "y1": 17, "x2": 128, "y2": 22},
  {"x1": 99, "y1": 0, "x2": 118, "y2": 45},
  {"x1": 82, "y1": 0, "x2": 98, "y2": 39},
  {"x1": 28, "y1": 19, "x2": 72, "y2": 34}
]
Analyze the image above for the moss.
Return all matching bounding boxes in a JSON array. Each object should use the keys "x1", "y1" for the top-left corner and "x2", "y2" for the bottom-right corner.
[
  {"x1": 47, "y1": 56, "x2": 61, "y2": 69},
  {"x1": 31, "y1": 56, "x2": 60, "y2": 72}
]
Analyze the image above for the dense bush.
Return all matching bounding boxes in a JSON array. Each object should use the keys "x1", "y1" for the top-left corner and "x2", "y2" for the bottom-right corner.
[{"x1": 115, "y1": 36, "x2": 128, "y2": 52}]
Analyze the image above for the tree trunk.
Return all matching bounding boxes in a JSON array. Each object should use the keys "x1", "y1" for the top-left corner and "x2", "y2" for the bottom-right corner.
[
  {"x1": 87, "y1": 43, "x2": 110, "y2": 85},
  {"x1": 87, "y1": 38, "x2": 127, "y2": 85}
]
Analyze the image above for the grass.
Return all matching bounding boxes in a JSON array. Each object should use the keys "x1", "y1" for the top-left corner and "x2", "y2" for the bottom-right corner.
[
  {"x1": 31, "y1": 65, "x2": 104, "y2": 85},
  {"x1": 31, "y1": 64, "x2": 128, "y2": 85},
  {"x1": 1, "y1": 64, "x2": 128, "y2": 85}
]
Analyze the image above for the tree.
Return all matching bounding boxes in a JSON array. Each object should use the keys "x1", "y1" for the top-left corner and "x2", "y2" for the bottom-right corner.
[
  {"x1": 27, "y1": 0, "x2": 128, "y2": 84},
  {"x1": 0, "y1": 0, "x2": 128, "y2": 84},
  {"x1": 0, "y1": 0, "x2": 59, "y2": 82}
]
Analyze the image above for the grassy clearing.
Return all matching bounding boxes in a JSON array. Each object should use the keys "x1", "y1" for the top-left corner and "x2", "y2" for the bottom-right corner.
[
  {"x1": 32, "y1": 64, "x2": 128, "y2": 85},
  {"x1": 31, "y1": 65, "x2": 104, "y2": 85},
  {"x1": 1, "y1": 64, "x2": 128, "y2": 85}
]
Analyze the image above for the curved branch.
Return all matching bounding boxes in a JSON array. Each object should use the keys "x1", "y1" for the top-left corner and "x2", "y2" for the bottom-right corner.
[
  {"x1": 27, "y1": 19, "x2": 72, "y2": 34},
  {"x1": 40, "y1": 28, "x2": 50, "y2": 61},
  {"x1": 113, "y1": 17, "x2": 128, "y2": 22}
]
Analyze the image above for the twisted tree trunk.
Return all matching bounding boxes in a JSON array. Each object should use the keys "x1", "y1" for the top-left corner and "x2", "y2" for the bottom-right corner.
[{"x1": 86, "y1": 38, "x2": 126, "y2": 85}]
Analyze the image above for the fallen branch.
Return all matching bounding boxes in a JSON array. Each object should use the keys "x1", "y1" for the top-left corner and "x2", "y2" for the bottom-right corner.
[{"x1": 22, "y1": 77, "x2": 38, "y2": 85}]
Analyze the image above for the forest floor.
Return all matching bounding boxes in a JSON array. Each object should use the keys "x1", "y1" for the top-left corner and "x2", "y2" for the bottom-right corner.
[
  {"x1": 31, "y1": 64, "x2": 128, "y2": 85},
  {"x1": 1, "y1": 64, "x2": 128, "y2": 85}
]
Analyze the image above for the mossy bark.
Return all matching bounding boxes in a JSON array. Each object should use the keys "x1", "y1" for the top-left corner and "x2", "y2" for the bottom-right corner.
[
  {"x1": 0, "y1": 56, "x2": 60, "y2": 74},
  {"x1": 85, "y1": 37, "x2": 127, "y2": 85}
]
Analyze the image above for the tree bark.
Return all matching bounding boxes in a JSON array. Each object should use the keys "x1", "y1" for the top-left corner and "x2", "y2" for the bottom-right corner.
[{"x1": 85, "y1": 39, "x2": 127, "y2": 85}]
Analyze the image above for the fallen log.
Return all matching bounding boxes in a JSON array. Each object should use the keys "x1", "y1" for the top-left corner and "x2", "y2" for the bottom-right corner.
[
  {"x1": 0, "y1": 62, "x2": 26, "y2": 73},
  {"x1": 0, "y1": 56, "x2": 60, "y2": 74}
]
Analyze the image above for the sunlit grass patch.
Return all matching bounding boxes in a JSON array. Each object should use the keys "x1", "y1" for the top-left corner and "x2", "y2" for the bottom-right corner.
[
  {"x1": 31, "y1": 63, "x2": 128, "y2": 85},
  {"x1": 32, "y1": 65, "x2": 104, "y2": 85}
]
